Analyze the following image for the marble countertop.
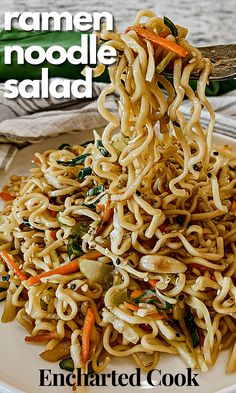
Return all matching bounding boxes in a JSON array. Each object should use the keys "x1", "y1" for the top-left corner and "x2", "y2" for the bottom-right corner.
[{"x1": 0, "y1": 0, "x2": 235, "y2": 45}]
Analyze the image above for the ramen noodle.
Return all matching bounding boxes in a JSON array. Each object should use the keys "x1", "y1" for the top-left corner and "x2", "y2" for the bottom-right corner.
[{"x1": 0, "y1": 9, "x2": 236, "y2": 388}]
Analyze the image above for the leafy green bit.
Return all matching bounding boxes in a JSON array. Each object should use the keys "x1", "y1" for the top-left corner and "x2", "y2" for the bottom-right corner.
[
  {"x1": 184, "y1": 308, "x2": 199, "y2": 348},
  {"x1": 67, "y1": 240, "x2": 83, "y2": 260},
  {"x1": 87, "y1": 184, "x2": 104, "y2": 196},
  {"x1": 58, "y1": 143, "x2": 71, "y2": 150},
  {"x1": 134, "y1": 289, "x2": 172, "y2": 310},
  {"x1": 78, "y1": 167, "x2": 92, "y2": 180},
  {"x1": 67, "y1": 222, "x2": 91, "y2": 260},
  {"x1": 163, "y1": 16, "x2": 178, "y2": 37},
  {"x1": 59, "y1": 357, "x2": 74, "y2": 372},
  {"x1": 56, "y1": 154, "x2": 90, "y2": 167},
  {"x1": 95, "y1": 140, "x2": 110, "y2": 157}
]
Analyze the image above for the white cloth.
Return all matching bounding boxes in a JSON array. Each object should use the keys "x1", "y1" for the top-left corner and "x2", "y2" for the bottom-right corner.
[{"x1": 0, "y1": 79, "x2": 235, "y2": 171}]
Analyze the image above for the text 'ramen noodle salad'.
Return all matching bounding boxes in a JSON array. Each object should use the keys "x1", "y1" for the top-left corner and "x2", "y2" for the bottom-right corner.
[{"x1": 0, "y1": 9, "x2": 236, "y2": 389}]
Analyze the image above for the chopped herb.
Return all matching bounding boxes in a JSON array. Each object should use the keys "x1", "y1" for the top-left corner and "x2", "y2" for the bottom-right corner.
[
  {"x1": 56, "y1": 153, "x2": 90, "y2": 167},
  {"x1": 58, "y1": 143, "x2": 71, "y2": 150},
  {"x1": 95, "y1": 140, "x2": 110, "y2": 157},
  {"x1": 70, "y1": 284, "x2": 76, "y2": 290},
  {"x1": 2, "y1": 274, "x2": 10, "y2": 282},
  {"x1": 184, "y1": 307, "x2": 199, "y2": 348},
  {"x1": 163, "y1": 16, "x2": 178, "y2": 37},
  {"x1": 78, "y1": 167, "x2": 92, "y2": 180},
  {"x1": 59, "y1": 357, "x2": 74, "y2": 372},
  {"x1": 87, "y1": 184, "x2": 104, "y2": 196}
]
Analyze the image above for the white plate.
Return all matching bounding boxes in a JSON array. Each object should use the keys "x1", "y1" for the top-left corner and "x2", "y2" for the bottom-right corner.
[{"x1": 0, "y1": 132, "x2": 236, "y2": 393}]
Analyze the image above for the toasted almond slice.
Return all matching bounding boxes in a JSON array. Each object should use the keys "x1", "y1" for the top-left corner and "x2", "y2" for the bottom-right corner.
[{"x1": 139, "y1": 255, "x2": 187, "y2": 273}]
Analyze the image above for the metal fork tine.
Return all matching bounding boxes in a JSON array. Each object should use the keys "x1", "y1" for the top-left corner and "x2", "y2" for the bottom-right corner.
[{"x1": 162, "y1": 44, "x2": 236, "y2": 81}]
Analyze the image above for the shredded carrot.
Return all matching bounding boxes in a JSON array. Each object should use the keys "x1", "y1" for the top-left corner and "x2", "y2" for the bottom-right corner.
[
  {"x1": 97, "y1": 200, "x2": 114, "y2": 235},
  {"x1": 81, "y1": 307, "x2": 95, "y2": 364},
  {"x1": 149, "y1": 280, "x2": 157, "y2": 288},
  {"x1": 124, "y1": 302, "x2": 139, "y2": 311},
  {"x1": 25, "y1": 331, "x2": 57, "y2": 342},
  {"x1": 231, "y1": 200, "x2": 236, "y2": 212},
  {"x1": 130, "y1": 289, "x2": 144, "y2": 299},
  {"x1": 0, "y1": 250, "x2": 27, "y2": 281},
  {"x1": 96, "y1": 204, "x2": 105, "y2": 213},
  {"x1": 103, "y1": 200, "x2": 114, "y2": 222},
  {"x1": 50, "y1": 230, "x2": 58, "y2": 241},
  {"x1": 0, "y1": 192, "x2": 15, "y2": 201},
  {"x1": 125, "y1": 26, "x2": 188, "y2": 57},
  {"x1": 27, "y1": 250, "x2": 102, "y2": 286}
]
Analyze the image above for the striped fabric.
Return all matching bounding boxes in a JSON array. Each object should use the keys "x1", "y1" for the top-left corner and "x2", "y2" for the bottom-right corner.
[{"x1": 0, "y1": 80, "x2": 235, "y2": 171}]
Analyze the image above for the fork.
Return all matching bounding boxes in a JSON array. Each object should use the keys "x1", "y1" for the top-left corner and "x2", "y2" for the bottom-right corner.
[{"x1": 162, "y1": 44, "x2": 236, "y2": 81}]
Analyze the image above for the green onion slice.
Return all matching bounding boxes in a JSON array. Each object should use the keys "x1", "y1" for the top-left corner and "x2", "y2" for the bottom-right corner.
[
  {"x1": 163, "y1": 16, "x2": 178, "y2": 37},
  {"x1": 87, "y1": 184, "x2": 104, "y2": 196},
  {"x1": 56, "y1": 154, "x2": 90, "y2": 167},
  {"x1": 58, "y1": 143, "x2": 71, "y2": 150},
  {"x1": 95, "y1": 140, "x2": 110, "y2": 157},
  {"x1": 78, "y1": 167, "x2": 92, "y2": 180},
  {"x1": 59, "y1": 357, "x2": 74, "y2": 372}
]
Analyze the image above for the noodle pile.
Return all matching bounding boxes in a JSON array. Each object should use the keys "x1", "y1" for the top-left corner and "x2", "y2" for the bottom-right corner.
[{"x1": 0, "y1": 9, "x2": 236, "y2": 382}]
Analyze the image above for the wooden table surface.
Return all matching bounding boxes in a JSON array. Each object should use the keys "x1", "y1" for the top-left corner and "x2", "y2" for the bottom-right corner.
[{"x1": 0, "y1": 0, "x2": 235, "y2": 45}]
